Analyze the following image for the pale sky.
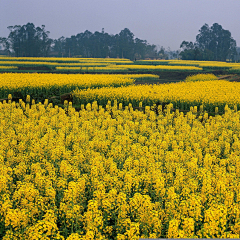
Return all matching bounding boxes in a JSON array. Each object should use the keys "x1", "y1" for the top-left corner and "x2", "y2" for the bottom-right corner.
[{"x1": 1, "y1": 0, "x2": 240, "y2": 50}]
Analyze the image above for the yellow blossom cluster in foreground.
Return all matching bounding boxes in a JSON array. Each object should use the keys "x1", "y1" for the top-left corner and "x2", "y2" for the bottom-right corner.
[
  {"x1": 73, "y1": 80, "x2": 240, "y2": 112},
  {"x1": 1, "y1": 99, "x2": 240, "y2": 239}
]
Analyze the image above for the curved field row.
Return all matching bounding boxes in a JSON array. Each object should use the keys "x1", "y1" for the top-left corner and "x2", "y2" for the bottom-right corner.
[
  {"x1": 0, "y1": 73, "x2": 158, "y2": 100},
  {"x1": 73, "y1": 80, "x2": 240, "y2": 112}
]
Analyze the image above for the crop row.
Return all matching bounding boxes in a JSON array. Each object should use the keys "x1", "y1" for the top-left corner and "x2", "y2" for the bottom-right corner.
[
  {"x1": 136, "y1": 60, "x2": 240, "y2": 72},
  {"x1": 1, "y1": 57, "x2": 240, "y2": 73},
  {"x1": 73, "y1": 80, "x2": 240, "y2": 113},
  {"x1": 0, "y1": 57, "x2": 133, "y2": 63},
  {"x1": 56, "y1": 65, "x2": 203, "y2": 73},
  {"x1": 0, "y1": 73, "x2": 158, "y2": 100}
]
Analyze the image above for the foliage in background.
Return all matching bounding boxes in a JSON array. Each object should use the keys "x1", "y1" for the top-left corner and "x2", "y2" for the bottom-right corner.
[
  {"x1": 180, "y1": 23, "x2": 237, "y2": 61},
  {"x1": 0, "y1": 23, "x2": 52, "y2": 57},
  {"x1": 0, "y1": 25, "x2": 159, "y2": 60},
  {"x1": 1, "y1": 22, "x2": 239, "y2": 61}
]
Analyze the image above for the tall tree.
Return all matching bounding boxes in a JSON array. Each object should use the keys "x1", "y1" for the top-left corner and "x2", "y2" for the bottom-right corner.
[
  {"x1": 53, "y1": 36, "x2": 66, "y2": 57},
  {"x1": 180, "y1": 23, "x2": 237, "y2": 61},
  {"x1": 134, "y1": 38, "x2": 147, "y2": 59},
  {"x1": 117, "y1": 28, "x2": 135, "y2": 59},
  {"x1": 179, "y1": 41, "x2": 202, "y2": 60},
  {"x1": 4, "y1": 23, "x2": 52, "y2": 57}
]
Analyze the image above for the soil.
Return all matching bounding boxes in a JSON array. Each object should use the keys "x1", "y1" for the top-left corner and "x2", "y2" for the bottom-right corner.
[
  {"x1": 224, "y1": 75, "x2": 240, "y2": 82},
  {"x1": 18, "y1": 66, "x2": 52, "y2": 70}
]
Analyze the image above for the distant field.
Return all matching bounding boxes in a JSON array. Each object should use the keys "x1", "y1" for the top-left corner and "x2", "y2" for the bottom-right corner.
[{"x1": 1, "y1": 57, "x2": 240, "y2": 75}]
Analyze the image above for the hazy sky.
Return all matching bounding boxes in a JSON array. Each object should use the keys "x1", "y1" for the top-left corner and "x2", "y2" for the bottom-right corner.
[{"x1": 1, "y1": 0, "x2": 240, "y2": 50}]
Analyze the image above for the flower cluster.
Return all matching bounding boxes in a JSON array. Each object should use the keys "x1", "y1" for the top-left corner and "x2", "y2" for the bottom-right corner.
[
  {"x1": 1, "y1": 99, "x2": 240, "y2": 239},
  {"x1": 1, "y1": 57, "x2": 240, "y2": 73},
  {"x1": 185, "y1": 73, "x2": 218, "y2": 82},
  {"x1": 73, "y1": 80, "x2": 240, "y2": 112},
  {"x1": 0, "y1": 73, "x2": 147, "y2": 99}
]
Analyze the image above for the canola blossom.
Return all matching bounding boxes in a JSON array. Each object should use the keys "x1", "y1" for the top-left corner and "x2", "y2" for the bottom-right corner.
[
  {"x1": 137, "y1": 59, "x2": 240, "y2": 67},
  {"x1": 185, "y1": 73, "x2": 218, "y2": 82},
  {"x1": 0, "y1": 66, "x2": 18, "y2": 69},
  {"x1": 0, "y1": 61, "x2": 59, "y2": 66},
  {"x1": 1, "y1": 57, "x2": 240, "y2": 73},
  {"x1": 0, "y1": 73, "x2": 153, "y2": 99},
  {"x1": 0, "y1": 57, "x2": 134, "y2": 73},
  {"x1": 73, "y1": 80, "x2": 240, "y2": 112},
  {"x1": 136, "y1": 60, "x2": 240, "y2": 73},
  {"x1": 56, "y1": 64, "x2": 203, "y2": 72},
  {"x1": 1, "y1": 59, "x2": 240, "y2": 239},
  {"x1": 56, "y1": 66, "x2": 128, "y2": 72},
  {"x1": 0, "y1": 57, "x2": 133, "y2": 64},
  {"x1": 107, "y1": 64, "x2": 203, "y2": 71},
  {"x1": 0, "y1": 61, "x2": 124, "y2": 68},
  {"x1": 0, "y1": 100, "x2": 240, "y2": 239}
]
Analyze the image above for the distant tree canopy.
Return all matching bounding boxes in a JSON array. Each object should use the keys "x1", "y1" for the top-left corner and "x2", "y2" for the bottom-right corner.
[
  {"x1": 0, "y1": 23, "x2": 159, "y2": 59},
  {"x1": 2, "y1": 22, "x2": 237, "y2": 61},
  {"x1": 180, "y1": 23, "x2": 237, "y2": 61},
  {"x1": 0, "y1": 23, "x2": 52, "y2": 57},
  {"x1": 53, "y1": 28, "x2": 158, "y2": 60}
]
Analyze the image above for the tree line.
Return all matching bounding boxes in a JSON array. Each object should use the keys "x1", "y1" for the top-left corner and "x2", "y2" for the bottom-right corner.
[
  {"x1": 0, "y1": 22, "x2": 238, "y2": 61},
  {"x1": 0, "y1": 23, "x2": 160, "y2": 60}
]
